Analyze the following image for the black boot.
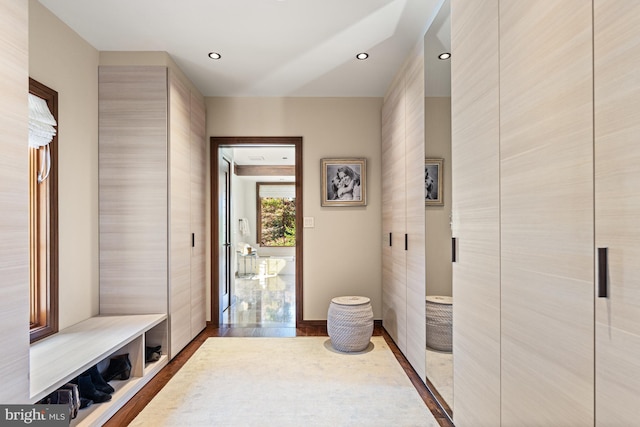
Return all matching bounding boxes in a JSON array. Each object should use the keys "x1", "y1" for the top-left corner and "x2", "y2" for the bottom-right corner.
[
  {"x1": 82, "y1": 365, "x2": 114, "y2": 394},
  {"x1": 101, "y1": 354, "x2": 132, "y2": 381},
  {"x1": 145, "y1": 345, "x2": 162, "y2": 362},
  {"x1": 79, "y1": 397, "x2": 93, "y2": 409},
  {"x1": 77, "y1": 374, "x2": 111, "y2": 403}
]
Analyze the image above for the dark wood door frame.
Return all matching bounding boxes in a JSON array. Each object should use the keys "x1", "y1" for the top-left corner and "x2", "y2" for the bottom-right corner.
[{"x1": 210, "y1": 136, "x2": 303, "y2": 327}]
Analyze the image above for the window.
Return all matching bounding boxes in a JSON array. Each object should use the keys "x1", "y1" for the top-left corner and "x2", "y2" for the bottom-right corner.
[
  {"x1": 29, "y1": 78, "x2": 58, "y2": 343},
  {"x1": 257, "y1": 183, "x2": 296, "y2": 247}
]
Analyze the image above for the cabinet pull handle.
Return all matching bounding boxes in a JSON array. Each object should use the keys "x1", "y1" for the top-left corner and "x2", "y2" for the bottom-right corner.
[
  {"x1": 405, "y1": 234, "x2": 408, "y2": 251},
  {"x1": 389, "y1": 232, "x2": 392, "y2": 247},
  {"x1": 192, "y1": 233, "x2": 195, "y2": 248},
  {"x1": 598, "y1": 247, "x2": 608, "y2": 298},
  {"x1": 452, "y1": 237, "x2": 457, "y2": 263}
]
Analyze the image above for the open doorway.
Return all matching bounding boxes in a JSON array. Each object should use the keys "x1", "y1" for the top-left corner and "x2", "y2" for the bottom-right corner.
[{"x1": 210, "y1": 137, "x2": 303, "y2": 328}]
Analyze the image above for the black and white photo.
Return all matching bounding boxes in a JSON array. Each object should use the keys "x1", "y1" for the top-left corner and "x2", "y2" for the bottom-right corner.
[
  {"x1": 321, "y1": 158, "x2": 367, "y2": 207},
  {"x1": 425, "y1": 158, "x2": 443, "y2": 206}
]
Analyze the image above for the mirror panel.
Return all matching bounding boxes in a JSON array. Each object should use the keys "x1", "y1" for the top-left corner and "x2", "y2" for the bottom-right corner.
[{"x1": 424, "y1": 0, "x2": 452, "y2": 419}]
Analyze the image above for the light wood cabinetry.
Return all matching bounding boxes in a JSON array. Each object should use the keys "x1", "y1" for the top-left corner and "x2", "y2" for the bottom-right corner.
[
  {"x1": 99, "y1": 66, "x2": 206, "y2": 359},
  {"x1": 382, "y1": 70, "x2": 406, "y2": 351},
  {"x1": 190, "y1": 91, "x2": 207, "y2": 337},
  {"x1": 452, "y1": 0, "x2": 640, "y2": 425},
  {"x1": 450, "y1": 1, "x2": 501, "y2": 425},
  {"x1": 0, "y1": 0, "x2": 29, "y2": 404},
  {"x1": 594, "y1": 1, "x2": 640, "y2": 425},
  {"x1": 30, "y1": 315, "x2": 168, "y2": 427},
  {"x1": 381, "y1": 40, "x2": 426, "y2": 381},
  {"x1": 499, "y1": 2, "x2": 595, "y2": 425}
]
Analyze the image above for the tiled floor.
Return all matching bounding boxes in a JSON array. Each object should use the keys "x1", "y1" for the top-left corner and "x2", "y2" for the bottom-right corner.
[{"x1": 222, "y1": 274, "x2": 296, "y2": 327}]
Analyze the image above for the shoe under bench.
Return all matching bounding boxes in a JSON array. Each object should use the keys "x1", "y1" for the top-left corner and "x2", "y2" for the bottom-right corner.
[{"x1": 30, "y1": 314, "x2": 168, "y2": 426}]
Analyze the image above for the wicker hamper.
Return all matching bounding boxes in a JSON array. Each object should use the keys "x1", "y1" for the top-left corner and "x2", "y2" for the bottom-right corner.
[
  {"x1": 425, "y1": 295, "x2": 453, "y2": 352},
  {"x1": 327, "y1": 296, "x2": 373, "y2": 352}
]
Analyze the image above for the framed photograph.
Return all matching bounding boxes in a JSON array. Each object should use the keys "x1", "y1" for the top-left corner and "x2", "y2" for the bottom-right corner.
[
  {"x1": 424, "y1": 158, "x2": 443, "y2": 206},
  {"x1": 321, "y1": 158, "x2": 367, "y2": 207}
]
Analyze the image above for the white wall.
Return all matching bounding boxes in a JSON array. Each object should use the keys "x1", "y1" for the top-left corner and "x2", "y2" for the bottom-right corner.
[
  {"x1": 29, "y1": 0, "x2": 100, "y2": 328},
  {"x1": 207, "y1": 97, "x2": 383, "y2": 320}
]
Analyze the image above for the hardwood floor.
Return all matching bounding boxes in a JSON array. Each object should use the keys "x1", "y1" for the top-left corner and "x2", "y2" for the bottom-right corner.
[{"x1": 104, "y1": 324, "x2": 454, "y2": 427}]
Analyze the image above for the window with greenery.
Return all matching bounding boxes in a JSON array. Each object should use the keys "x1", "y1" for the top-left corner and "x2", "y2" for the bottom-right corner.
[
  {"x1": 257, "y1": 183, "x2": 296, "y2": 247},
  {"x1": 29, "y1": 78, "x2": 58, "y2": 343}
]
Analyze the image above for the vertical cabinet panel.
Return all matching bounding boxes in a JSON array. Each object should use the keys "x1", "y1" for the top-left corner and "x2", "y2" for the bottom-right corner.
[
  {"x1": 594, "y1": 1, "x2": 640, "y2": 425},
  {"x1": 99, "y1": 67, "x2": 169, "y2": 314},
  {"x1": 404, "y1": 41, "x2": 426, "y2": 381},
  {"x1": 190, "y1": 93, "x2": 207, "y2": 335},
  {"x1": 0, "y1": 0, "x2": 29, "y2": 403},
  {"x1": 99, "y1": 66, "x2": 206, "y2": 359},
  {"x1": 168, "y1": 72, "x2": 192, "y2": 357},
  {"x1": 382, "y1": 74, "x2": 407, "y2": 350},
  {"x1": 450, "y1": 1, "x2": 501, "y2": 425},
  {"x1": 499, "y1": 1, "x2": 594, "y2": 425},
  {"x1": 381, "y1": 39, "x2": 425, "y2": 382}
]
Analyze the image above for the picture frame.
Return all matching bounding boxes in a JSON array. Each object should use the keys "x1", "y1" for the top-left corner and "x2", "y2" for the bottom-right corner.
[
  {"x1": 321, "y1": 158, "x2": 367, "y2": 207},
  {"x1": 424, "y1": 158, "x2": 443, "y2": 206}
]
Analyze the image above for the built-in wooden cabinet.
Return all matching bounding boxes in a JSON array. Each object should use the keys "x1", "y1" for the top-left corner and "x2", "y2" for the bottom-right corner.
[
  {"x1": 499, "y1": 2, "x2": 594, "y2": 425},
  {"x1": 594, "y1": 1, "x2": 640, "y2": 425},
  {"x1": 0, "y1": 0, "x2": 29, "y2": 404},
  {"x1": 450, "y1": 0, "x2": 501, "y2": 425},
  {"x1": 98, "y1": 66, "x2": 206, "y2": 359},
  {"x1": 381, "y1": 40, "x2": 426, "y2": 381},
  {"x1": 451, "y1": 0, "x2": 640, "y2": 425}
]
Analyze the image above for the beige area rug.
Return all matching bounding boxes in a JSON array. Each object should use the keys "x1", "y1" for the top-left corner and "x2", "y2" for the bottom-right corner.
[{"x1": 130, "y1": 336, "x2": 439, "y2": 427}]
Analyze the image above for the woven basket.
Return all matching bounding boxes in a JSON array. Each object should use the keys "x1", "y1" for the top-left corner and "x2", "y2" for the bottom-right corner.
[
  {"x1": 425, "y1": 296, "x2": 452, "y2": 352},
  {"x1": 327, "y1": 296, "x2": 373, "y2": 352}
]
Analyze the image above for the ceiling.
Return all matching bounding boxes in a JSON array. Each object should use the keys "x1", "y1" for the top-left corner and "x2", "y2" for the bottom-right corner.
[{"x1": 38, "y1": 0, "x2": 444, "y2": 97}]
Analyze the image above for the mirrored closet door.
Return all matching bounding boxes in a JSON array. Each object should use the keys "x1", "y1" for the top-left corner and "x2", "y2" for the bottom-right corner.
[{"x1": 423, "y1": 0, "x2": 452, "y2": 418}]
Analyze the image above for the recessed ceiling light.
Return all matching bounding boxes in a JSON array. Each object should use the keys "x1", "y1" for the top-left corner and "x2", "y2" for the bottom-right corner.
[
  {"x1": 438, "y1": 52, "x2": 451, "y2": 60},
  {"x1": 208, "y1": 52, "x2": 221, "y2": 60},
  {"x1": 356, "y1": 52, "x2": 369, "y2": 60}
]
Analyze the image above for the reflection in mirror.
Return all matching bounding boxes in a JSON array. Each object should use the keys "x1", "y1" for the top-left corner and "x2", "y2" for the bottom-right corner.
[{"x1": 424, "y1": 0, "x2": 452, "y2": 420}]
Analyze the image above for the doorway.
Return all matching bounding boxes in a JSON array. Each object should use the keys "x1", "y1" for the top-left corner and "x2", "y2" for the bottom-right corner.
[{"x1": 210, "y1": 137, "x2": 303, "y2": 327}]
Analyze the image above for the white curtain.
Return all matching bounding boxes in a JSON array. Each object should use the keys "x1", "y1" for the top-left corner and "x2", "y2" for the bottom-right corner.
[{"x1": 28, "y1": 93, "x2": 57, "y2": 183}]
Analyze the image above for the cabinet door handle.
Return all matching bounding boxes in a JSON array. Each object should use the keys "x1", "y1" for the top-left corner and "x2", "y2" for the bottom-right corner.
[
  {"x1": 598, "y1": 247, "x2": 608, "y2": 298},
  {"x1": 405, "y1": 234, "x2": 408, "y2": 251},
  {"x1": 192, "y1": 233, "x2": 195, "y2": 248},
  {"x1": 452, "y1": 237, "x2": 457, "y2": 263},
  {"x1": 389, "y1": 232, "x2": 392, "y2": 247}
]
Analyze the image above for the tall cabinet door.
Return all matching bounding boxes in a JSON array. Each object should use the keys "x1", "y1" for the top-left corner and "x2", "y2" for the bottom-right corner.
[
  {"x1": 382, "y1": 73, "x2": 407, "y2": 350},
  {"x1": 168, "y1": 72, "x2": 192, "y2": 358},
  {"x1": 404, "y1": 41, "x2": 426, "y2": 380},
  {"x1": 99, "y1": 66, "x2": 169, "y2": 315},
  {"x1": 451, "y1": 1, "x2": 501, "y2": 425},
  {"x1": 499, "y1": 1, "x2": 594, "y2": 425},
  {"x1": 594, "y1": 2, "x2": 640, "y2": 425},
  {"x1": 190, "y1": 93, "x2": 207, "y2": 335},
  {"x1": 0, "y1": 0, "x2": 29, "y2": 403}
]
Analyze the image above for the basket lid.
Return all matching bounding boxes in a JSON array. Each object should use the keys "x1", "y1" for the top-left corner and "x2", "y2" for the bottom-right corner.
[
  {"x1": 426, "y1": 295, "x2": 452, "y2": 305},
  {"x1": 331, "y1": 296, "x2": 370, "y2": 306}
]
